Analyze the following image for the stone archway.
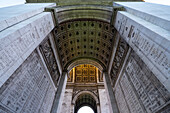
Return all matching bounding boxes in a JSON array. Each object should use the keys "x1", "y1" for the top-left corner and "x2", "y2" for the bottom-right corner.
[
  {"x1": 72, "y1": 91, "x2": 99, "y2": 113},
  {"x1": 72, "y1": 91, "x2": 99, "y2": 104},
  {"x1": 67, "y1": 59, "x2": 104, "y2": 72},
  {"x1": 1, "y1": 1, "x2": 170, "y2": 113}
]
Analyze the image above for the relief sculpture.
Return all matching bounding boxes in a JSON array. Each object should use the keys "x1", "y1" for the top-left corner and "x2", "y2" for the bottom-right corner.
[
  {"x1": 110, "y1": 38, "x2": 128, "y2": 85},
  {"x1": 40, "y1": 36, "x2": 60, "y2": 86}
]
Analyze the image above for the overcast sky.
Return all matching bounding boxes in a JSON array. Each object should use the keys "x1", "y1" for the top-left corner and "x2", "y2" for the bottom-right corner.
[
  {"x1": 145, "y1": 0, "x2": 170, "y2": 5},
  {"x1": 0, "y1": 0, "x2": 26, "y2": 8},
  {"x1": 0, "y1": 0, "x2": 170, "y2": 8},
  {"x1": 78, "y1": 106, "x2": 94, "y2": 113}
]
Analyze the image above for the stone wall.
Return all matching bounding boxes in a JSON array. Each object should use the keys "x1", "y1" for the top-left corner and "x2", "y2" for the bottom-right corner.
[
  {"x1": 0, "y1": 9, "x2": 55, "y2": 87},
  {"x1": 0, "y1": 50, "x2": 55, "y2": 113},
  {"x1": 115, "y1": 50, "x2": 170, "y2": 113},
  {"x1": 114, "y1": 3, "x2": 170, "y2": 91},
  {"x1": 98, "y1": 89, "x2": 111, "y2": 113},
  {"x1": 60, "y1": 89, "x2": 73, "y2": 113},
  {"x1": 39, "y1": 34, "x2": 60, "y2": 87}
]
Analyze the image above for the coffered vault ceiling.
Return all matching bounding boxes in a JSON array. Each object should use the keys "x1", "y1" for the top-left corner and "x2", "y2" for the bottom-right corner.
[
  {"x1": 50, "y1": 4, "x2": 116, "y2": 70},
  {"x1": 26, "y1": 0, "x2": 143, "y2": 71},
  {"x1": 53, "y1": 20, "x2": 116, "y2": 69}
]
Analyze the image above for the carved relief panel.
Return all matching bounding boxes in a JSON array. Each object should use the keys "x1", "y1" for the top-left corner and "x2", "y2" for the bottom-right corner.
[
  {"x1": 110, "y1": 38, "x2": 129, "y2": 86},
  {"x1": 67, "y1": 69, "x2": 73, "y2": 82},
  {"x1": 39, "y1": 36, "x2": 60, "y2": 86}
]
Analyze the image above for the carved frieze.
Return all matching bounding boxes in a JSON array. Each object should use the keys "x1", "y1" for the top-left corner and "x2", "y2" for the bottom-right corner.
[
  {"x1": 40, "y1": 37, "x2": 60, "y2": 86},
  {"x1": 98, "y1": 70, "x2": 103, "y2": 82},
  {"x1": 110, "y1": 38, "x2": 128, "y2": 86},
  {"x1": 67, "y1": 69, "x2": 73, "y2": 82}
]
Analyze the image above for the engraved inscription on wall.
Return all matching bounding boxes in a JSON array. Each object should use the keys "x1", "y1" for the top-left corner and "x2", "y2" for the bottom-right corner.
[
  {"x1": 115, "y1": 12, "x2": 170, "y2": 81},
  {"x1": 0, "y1": 50, "x2": 55, "y2": 113},
  {"x1": 131, "y1": 30, "x2": 170, "y2": 78},
  {"x1": 115, "y1": 50, "x2": 170, "y2": 113},
  {"x1": 115, "y1": 84, "x2": 130, "y2": 113},
  {"x1": 0, "y1": 12, "x2": 54, "y2": 80},
  {"x1": 40, "y1": 36, "x2": 60, "y2": 86}
]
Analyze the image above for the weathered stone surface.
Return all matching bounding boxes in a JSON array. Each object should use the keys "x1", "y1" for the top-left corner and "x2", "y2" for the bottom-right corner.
[
  {"x1": 115, "y1": 84, "x2": 130, "y2": 113},
  {"x1": 0, "y1": 12, "x2": 55, "y2": 87},
  {"x1": 60, "y1": 89, "x2": 73, "y2": 113},
  {"x1": 54, "y1": 5, "x2": 113, "y2": 23},
  {"x1": 26, "y1": 0, "x2": 113, "y2": 6},
  {"x1": 0, "y1": 2, "x2": 170, "y2": 113},
  {"x1": 115, "y1": 50, "x2": 170, "y2": 113},
  {"x1": 40, "y1": 35, "x2": 60, "y2": 86},
  {"x1": 98, "y1": 89, "x2": 111, "y2": 113},
  {"x1": 119, "y1": 73, "x2": 145, "y2": 113},
  {"x1": 0, "y1": 3, "x2": 55, "y2": 31},
  {"x1": 0, "y1": 50, "x2": 55, "y2": 113},
  {"x1": 110, "y1": 37, "x2": 128, "y2": 86},
  {"x1": 114, "y1": 4, "x2": 170, "y2": 91},
  {"x1": 114, "y1": 2, "x2": 170, "y2": 31}
]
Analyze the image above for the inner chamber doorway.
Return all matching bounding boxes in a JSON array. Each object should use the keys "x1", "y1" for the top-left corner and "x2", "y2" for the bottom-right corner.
[
  {"x1": 75, "y1": 93, "x2": 97, "y2": 113},
  {"x1": 59, "y1": 64, "x2": 111, "y2": 113}
]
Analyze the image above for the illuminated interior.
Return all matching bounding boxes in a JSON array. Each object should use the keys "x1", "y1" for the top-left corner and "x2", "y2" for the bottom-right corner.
[{"x1": 68, "y1": 64, "x2": 103, "y2": 83}]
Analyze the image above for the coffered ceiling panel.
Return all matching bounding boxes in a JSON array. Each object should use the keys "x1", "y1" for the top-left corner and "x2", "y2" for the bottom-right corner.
[{"x1": 53, "y1": 20, "x2": 116, "y2": 69}]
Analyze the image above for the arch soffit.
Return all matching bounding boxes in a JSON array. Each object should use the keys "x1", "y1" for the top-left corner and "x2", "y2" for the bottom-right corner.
[
  {"x1": 53, "y1": 17, "x2": 116, "y2": 71},
  {"x1": 67, "y1": 58, "x2": 104, "y2": 72},
  {"x1": 55, "y1": 5, "x2": 113, "y2": 24},
  {"x1": 72, "y1": 90, "x2": 99, "y2": 104}
]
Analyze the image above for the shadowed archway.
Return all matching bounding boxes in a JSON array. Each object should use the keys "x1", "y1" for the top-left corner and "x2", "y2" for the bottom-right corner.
[{"x1": 74, "y1": 93, "x2": 97, "y2": 113}]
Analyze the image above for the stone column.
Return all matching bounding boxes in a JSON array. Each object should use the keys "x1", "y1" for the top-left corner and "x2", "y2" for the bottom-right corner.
[
  {"x1": 103, "y1": 72, "x2": 119, "y2": 113},
  {"x1": 51, "y1": 71, "x2": 68, "y2": 113},
  {"x1": 97, "y1": 103, "x2": 101, "y2": 113},
  {"x1": 71, "y1": 104, "x2": 75, "y2": 113}
]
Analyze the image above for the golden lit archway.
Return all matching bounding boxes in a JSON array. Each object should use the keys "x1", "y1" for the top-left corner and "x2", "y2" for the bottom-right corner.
[{"x1": 68, "y1": 64, "x2": 103, "y2": 83}]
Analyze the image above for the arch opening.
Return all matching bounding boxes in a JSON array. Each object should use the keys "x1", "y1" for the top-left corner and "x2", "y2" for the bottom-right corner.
[
  {"x1": 74, "y1": 93, "x2": 97, "y2": 113},
  {"x1": 67, "y1": 58, "x2": 104, "y2": 73},
  {"x1": 77, "y1": 106, "x2": 94, "y2": 113}
]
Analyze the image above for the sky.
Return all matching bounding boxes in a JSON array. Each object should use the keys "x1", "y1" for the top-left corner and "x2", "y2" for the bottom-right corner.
[
  {"x1": 0, "y1": 0, "x2": 170, "y2": 8},
  {"x1": 145, "y1": 0, "x2": 170, "y2": 5},
  {"x1": 0, "y1": 0, "x2": 26, "y2": 8},
  {"x1": 78, "y1": 106, "x2": 94, "y2": 113}
]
